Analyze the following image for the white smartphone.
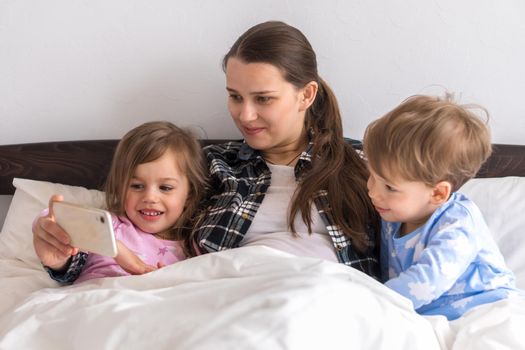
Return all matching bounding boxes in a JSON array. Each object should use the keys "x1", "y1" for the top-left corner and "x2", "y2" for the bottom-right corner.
[{"x1": 53, "y1": 201, "x2": 118, "y2": 257}]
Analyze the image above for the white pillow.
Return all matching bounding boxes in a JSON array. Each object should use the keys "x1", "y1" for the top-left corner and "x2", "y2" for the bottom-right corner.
[
  {"x1": 459, "y1": 177, "x2": 525, "y2": 290},
  {"x1": 0, "y1": 195, "x2": 12, "y2": 229},
  {"x1": 0, "y1": 178, "x2": 105, "y2": 269}
]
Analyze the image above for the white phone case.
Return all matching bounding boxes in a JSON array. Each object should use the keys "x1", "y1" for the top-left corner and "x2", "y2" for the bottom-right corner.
[{"x1": 53, "y1": 201, "x2": 118, "y2": 257}]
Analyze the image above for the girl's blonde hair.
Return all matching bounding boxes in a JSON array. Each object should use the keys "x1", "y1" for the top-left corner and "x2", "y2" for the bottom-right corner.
[
  {"x1": 364, "y1": 94, "x2": 492, "y2": 191},
  {"x1": 105, "y1": 121, "x2": 208, "y2": 243}
]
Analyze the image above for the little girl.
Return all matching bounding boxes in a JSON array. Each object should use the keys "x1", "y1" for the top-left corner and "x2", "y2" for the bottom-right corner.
[
  {"x1": 72, "y1": 121, "x2": 207, "y2": 283},
  {"x1": 363, "y1": 94, "x2": 518, "y2": 320}
]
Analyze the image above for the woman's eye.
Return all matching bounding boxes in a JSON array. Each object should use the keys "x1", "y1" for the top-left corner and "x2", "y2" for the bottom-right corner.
[
  {"x1": 256, "y1": 96, "x2": 271, "y2": 104},
  {"x1": 228, "y1": 94, "x2": 242, "y2": 102}
]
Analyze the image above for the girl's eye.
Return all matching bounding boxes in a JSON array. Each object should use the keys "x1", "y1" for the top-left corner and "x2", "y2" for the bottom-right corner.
[
  {"x1": 160, "y1": 185, "x2": 173, "y2": 192},
  {"x1": 130, "y1": 183, "x2": 144, "y2": 190}
]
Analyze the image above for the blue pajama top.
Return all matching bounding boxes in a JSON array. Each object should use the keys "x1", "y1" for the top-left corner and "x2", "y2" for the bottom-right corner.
[{"x1": 381, "y1": 192, "x2": 517, "y2": 320}]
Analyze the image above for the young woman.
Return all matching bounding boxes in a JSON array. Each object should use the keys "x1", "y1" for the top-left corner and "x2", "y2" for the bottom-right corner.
[{"x1": 33, "y1": 21, "x2": 380, "y2": 283}]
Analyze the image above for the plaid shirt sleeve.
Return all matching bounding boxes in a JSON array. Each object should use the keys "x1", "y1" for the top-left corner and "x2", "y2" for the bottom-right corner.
[
  {"x1": 33, "y1": 207, "x2": 88, "y2": 284},
  {"x1": 196, "y1": 142, "x2": 270, "y2": 252},
  {"x1": 314, "y1": 189, "x2": 380, "y2": 279},
  {"x1": 44, "y1": 251, "x2": 88, "y2": 284}
]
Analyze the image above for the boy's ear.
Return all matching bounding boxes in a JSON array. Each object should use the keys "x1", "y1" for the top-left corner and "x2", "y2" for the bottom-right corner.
[
  {"x1": 431, "y1": 181, "x2": 452, "y2": 204},
  {"x1": 299, "y1": 81, "x2": 318, "y2": 111}
]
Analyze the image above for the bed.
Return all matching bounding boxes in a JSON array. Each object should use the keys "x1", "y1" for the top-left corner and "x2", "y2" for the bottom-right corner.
[{"x1": 1, "y1": 140, "x2": 524, "y2": 350}]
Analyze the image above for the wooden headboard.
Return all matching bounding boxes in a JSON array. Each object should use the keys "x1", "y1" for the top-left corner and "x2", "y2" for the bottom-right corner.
[{"x1": 1, "y1": 141, "x2": 525, "y2": 195}]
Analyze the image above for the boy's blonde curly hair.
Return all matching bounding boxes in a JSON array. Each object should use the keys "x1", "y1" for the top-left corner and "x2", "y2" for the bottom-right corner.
[{"x1": 363, "y1": 94, "x2": 492, "y2": 191}]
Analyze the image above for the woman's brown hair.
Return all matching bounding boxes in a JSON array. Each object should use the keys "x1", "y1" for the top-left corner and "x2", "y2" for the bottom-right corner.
[
  {"x1": 104, "y1": 121, "x2": 208, "y2": 247},
  {"x1": 223, "y1": 21, "x2": 379, "y2": 252}
]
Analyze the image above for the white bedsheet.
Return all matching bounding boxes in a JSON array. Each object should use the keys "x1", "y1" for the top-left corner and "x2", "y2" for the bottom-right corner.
[
  {"x1": 1, "y1": 247, "x2": 525, "y2": 349},
  {"x1": 0, "y1": 246, "x2": 442, "y2": 350},
  {"x1": 429, "y1": 296, "x2": 525, "y2": 350}
]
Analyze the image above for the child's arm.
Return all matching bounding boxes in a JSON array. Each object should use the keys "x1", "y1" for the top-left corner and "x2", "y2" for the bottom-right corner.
[
  {"x1": 114, "y1": 240, "x2": 159, "y2": 275},
  {"x1": 385, "y1": 216, "x2": 478, "y2": 309}
]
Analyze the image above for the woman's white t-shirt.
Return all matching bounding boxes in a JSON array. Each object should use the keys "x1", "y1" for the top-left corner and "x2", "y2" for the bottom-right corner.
[{"x1": 242, "y1": 163, "x2": 338, "y2": 262}]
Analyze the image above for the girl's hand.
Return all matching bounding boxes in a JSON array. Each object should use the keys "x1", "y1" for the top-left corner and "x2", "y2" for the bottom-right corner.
[
  {"x1": 32, "y1": 195, "x2": 79, "y2": 270},
  {"x1": 115, "y1": 241, "x2": 158, "y2": 275}
]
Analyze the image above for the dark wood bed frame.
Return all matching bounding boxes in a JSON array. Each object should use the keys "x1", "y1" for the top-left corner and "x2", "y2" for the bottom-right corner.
[{"x1": 1, "y1": 140, "x2": 525, "y2": 195}]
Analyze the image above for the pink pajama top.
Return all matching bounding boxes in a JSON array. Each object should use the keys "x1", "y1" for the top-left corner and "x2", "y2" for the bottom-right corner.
[{"x1": 75, "y1": 215, "x2": 186, "y2": 283}]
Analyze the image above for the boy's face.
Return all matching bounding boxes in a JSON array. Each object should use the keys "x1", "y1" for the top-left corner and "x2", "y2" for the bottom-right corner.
[{"x1": 367, "y1": 166, "x2": 438, "y2": 234}]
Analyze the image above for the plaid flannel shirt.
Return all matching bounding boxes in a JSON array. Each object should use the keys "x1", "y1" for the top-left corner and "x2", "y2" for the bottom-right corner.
[
  {"x1": 46, "y1": 139, "x2": 379, "y2": 283},
  {"x1": 196, "y1": 140, "x2": 379, "y2": 278}
]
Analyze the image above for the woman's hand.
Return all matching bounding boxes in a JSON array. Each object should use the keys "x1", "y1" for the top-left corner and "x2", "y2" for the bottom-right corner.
[
  {"x1": 32, "y1": 195, "x2": 79, "y2": 271},
  {"x1": 114, "y1": 240, "x2": 158, "y2": 275}
]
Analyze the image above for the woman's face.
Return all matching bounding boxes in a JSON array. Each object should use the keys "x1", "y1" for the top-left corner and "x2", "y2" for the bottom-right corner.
[{"x1": 225, "y1": 57, "x2": 308, "y2": 153}]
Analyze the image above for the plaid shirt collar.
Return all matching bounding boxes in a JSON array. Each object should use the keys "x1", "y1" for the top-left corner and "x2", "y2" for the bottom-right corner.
[{"x1": 237, "y1": 135, "x2": 315, "y2": 178}]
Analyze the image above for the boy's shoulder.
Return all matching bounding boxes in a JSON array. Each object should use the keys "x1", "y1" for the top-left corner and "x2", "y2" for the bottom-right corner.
[
  {"x1": 430, "y1": 192, "x2": 488, "y2": 233},
  {"x1": 442, "y1": 192, "x2": 480, "y2": 215}
]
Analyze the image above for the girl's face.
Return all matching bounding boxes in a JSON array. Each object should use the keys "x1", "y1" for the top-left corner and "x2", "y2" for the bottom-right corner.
[
  {"x1": 367, "y1": 166, "x2": 437, "y2": 234},
  {"x1": 124, "y1": 149, "x2": 189, "y2": 238},
  {"x1": 225, "y1": 57, "x2": 307, "y2": 154}
]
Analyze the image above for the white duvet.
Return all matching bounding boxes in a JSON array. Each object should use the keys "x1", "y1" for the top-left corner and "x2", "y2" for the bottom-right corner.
[{"x1": 1, "y1": 246, "x2": 524, "y2": 350}]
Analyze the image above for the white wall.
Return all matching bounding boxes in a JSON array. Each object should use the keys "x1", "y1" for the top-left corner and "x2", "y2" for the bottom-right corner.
[{"x1": 1, "y1": 0, "x2": 524, "y2": 145}]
